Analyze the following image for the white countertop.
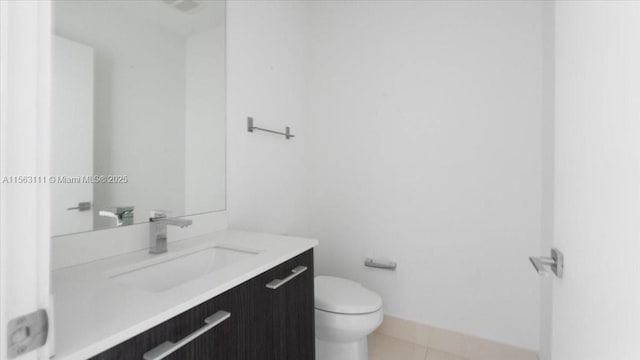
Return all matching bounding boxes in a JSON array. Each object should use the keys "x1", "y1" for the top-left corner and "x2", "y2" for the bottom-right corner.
[{"x1": 51, "y1": 230, "x2": 317, "y2": 360}]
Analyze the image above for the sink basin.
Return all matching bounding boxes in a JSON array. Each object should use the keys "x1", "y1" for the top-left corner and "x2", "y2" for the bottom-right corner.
[{"x1": 111, "y1": 246, "x2": 257, "y2": 292}]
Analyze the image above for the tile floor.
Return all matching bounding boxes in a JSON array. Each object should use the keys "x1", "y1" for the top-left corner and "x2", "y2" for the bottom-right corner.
[{"x1": 368, "y1": 332, "x2": 468, "y2": 360}]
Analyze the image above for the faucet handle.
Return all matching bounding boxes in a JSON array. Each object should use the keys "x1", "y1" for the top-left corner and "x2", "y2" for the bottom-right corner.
[
  {"x1": 101, "y1": 206, "x2": 134, "y2": 215},
  {"x1": 150, "y1": 209, "x2": 171, "y2": 221},
  {"x1": 114, "y1": 206, "x2": 134, "y2": 216}
]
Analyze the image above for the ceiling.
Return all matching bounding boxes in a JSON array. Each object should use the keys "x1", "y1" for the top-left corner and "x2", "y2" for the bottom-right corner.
[{"x1": 76, "y1": 0, "x2": 225, "y2": 37}]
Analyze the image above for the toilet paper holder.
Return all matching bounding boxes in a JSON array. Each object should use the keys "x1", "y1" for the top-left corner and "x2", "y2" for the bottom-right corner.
[{"x1": 364, "y1": 258, "x2": 397, "y2": 270}]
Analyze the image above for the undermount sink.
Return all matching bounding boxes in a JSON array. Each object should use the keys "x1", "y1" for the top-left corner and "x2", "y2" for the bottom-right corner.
[{"x1": 111, "y1": 246, "x2": 257, "y2": 292}]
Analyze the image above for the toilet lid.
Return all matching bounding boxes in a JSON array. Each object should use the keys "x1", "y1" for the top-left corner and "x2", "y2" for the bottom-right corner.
[{"x1": 314, "y1": 276, "x2": 383, "y2": 314}]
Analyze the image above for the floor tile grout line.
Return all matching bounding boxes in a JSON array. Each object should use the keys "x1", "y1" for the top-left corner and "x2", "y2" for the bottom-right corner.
[
  {"x1": 373, "y1": 332, "x2": 473, "y2": 360},
  {"x1": 373, "y1": 330, "x2": 425, "y2": 347},
  {"x1": 368, "y1": 332, "x2": 430, "y2": 360},
  {"x1": 370, "y1": 333, "x2": 474, "y2": 360}
]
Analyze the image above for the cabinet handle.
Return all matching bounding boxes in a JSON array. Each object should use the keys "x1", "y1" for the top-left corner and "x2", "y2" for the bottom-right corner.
[
  {"x1": 142, "y1": 310, "x2": 231, "y2": 360},
  {"x1": 266, "y1": 265, "x2": 308, "y2": 290}
]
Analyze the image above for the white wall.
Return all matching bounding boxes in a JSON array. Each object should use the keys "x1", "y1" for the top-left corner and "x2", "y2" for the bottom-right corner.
[
  {"x1": 304, "y1": 1, "x2": 550, "y2": 350},
  {"x1": 226, "y1": 1, "x2": 309, "y2": 236},
  {"x1": 210, "y1": 0, "x2": 554, "y2": 351},
  {"x1": 185, "y1": 28, "x2": 226, "y2": 214}
]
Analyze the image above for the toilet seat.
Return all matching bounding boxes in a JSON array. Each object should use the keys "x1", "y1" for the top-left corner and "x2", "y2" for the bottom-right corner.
[{"x1": 314, "y1": 276, "x2": 383, "y2": 315}]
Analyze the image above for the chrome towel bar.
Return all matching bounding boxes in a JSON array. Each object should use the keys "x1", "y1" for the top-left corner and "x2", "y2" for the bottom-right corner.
[{"x1": 247, "y1": 117, "x2": 295, "y2": 140}]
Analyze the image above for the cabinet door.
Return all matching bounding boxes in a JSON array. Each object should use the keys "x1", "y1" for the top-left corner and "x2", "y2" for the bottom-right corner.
[
  {"x1": 263, "y1": 250, "x2": 315, "y2": 360},
  {"x1": 90, "y1": 284, "x2": 241, "y2": 360},
  {"x1": 164, "y1": 287, "x2": 237, "y2": 360}
]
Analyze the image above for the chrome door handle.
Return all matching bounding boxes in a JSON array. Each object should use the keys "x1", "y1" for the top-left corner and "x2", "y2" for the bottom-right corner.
[
  {"x1": 529, "y1": 248, "x2": 564, "y2": 278},
  {"x1": 266, "y1": 266, "x2": 308, "y2": 289},
  {"x1": 142, "y1": 310, "x2": 230, "y2": 360},
  {"x1": 67, "y1": 201, "x2": 91, "y2": 211}
]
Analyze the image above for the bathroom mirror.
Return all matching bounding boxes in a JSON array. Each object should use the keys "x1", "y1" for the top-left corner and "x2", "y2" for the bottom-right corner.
[{"x1": 51, "y1": 0, "x2": 226, "y2": 236}]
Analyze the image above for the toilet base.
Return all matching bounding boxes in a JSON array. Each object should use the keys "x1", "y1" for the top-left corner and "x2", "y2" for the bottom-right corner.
[{"x1": 316, "y1": 337, "x2": 368, "y2": 360}]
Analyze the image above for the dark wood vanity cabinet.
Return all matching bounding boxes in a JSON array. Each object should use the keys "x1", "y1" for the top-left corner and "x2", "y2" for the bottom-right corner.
[
  {"x1": 252, "y1": 249, "x2": 315, "y2": 360},
  {"x1": 91, "y1": 249, "x2": 315, "y2": 360}
]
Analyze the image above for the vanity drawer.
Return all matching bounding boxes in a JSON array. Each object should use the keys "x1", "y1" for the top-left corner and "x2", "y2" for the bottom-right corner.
[
  {"x1": 90, "y1": 249, "x2": 315, "y2": 360},
  {"x1": 90, "y1": 282, "x2": 240, "y2": 360}
]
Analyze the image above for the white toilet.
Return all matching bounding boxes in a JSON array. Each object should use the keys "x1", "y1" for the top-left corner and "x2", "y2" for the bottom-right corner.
[{"x1": 314, "y1": 276, "x2": 384, "y2": 360}]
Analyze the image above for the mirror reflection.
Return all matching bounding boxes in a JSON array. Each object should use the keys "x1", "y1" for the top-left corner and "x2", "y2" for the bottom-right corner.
[{"x1": 51, "y1": 0, "x2": 226, "y2": 236}]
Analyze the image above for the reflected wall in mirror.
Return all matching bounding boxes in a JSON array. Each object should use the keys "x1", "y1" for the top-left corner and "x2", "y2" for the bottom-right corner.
[{"x1": 51, "y1": 0, "x2": 226, "y2": 236}]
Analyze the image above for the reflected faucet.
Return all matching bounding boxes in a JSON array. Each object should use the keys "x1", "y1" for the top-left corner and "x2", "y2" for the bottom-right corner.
[
  {"x1": 99, "y1": 206, "x2": 134, "y2": 226},
  {"x1": 149, "y1": 210, "x2": 192, "y2": 254}
]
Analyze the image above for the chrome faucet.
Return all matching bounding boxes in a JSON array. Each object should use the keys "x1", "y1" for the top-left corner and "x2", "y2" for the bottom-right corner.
[{"x1": 149, "y1": 210, "x2": 192, "y2": 254}]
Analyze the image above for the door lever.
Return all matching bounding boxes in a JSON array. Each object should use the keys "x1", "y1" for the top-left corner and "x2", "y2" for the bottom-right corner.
[
  {"x1": 67, "y1": 201, "x2": 91, "y2": 211},
  {"x1": 529, "y1": 248, "x2": 564, "y2": 278}
]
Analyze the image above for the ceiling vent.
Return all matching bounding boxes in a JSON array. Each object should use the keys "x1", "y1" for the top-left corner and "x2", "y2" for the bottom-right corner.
[{"x1": 161, "y1": 0, "x2": 203, "y2": 13}]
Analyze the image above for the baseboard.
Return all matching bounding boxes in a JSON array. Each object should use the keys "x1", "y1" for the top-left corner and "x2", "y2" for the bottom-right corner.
[{"x1": 375, "y1": 315, "x2": 539, "y2": 360}]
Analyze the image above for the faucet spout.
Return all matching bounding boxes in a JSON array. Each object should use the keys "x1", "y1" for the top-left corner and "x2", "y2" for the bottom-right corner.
[
  {"x1": 99, "y1": 206, "x2": 134, "y2": 226},
  {"x1": 153, "y1": 217, "x2": 193, "y2": 228}
]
